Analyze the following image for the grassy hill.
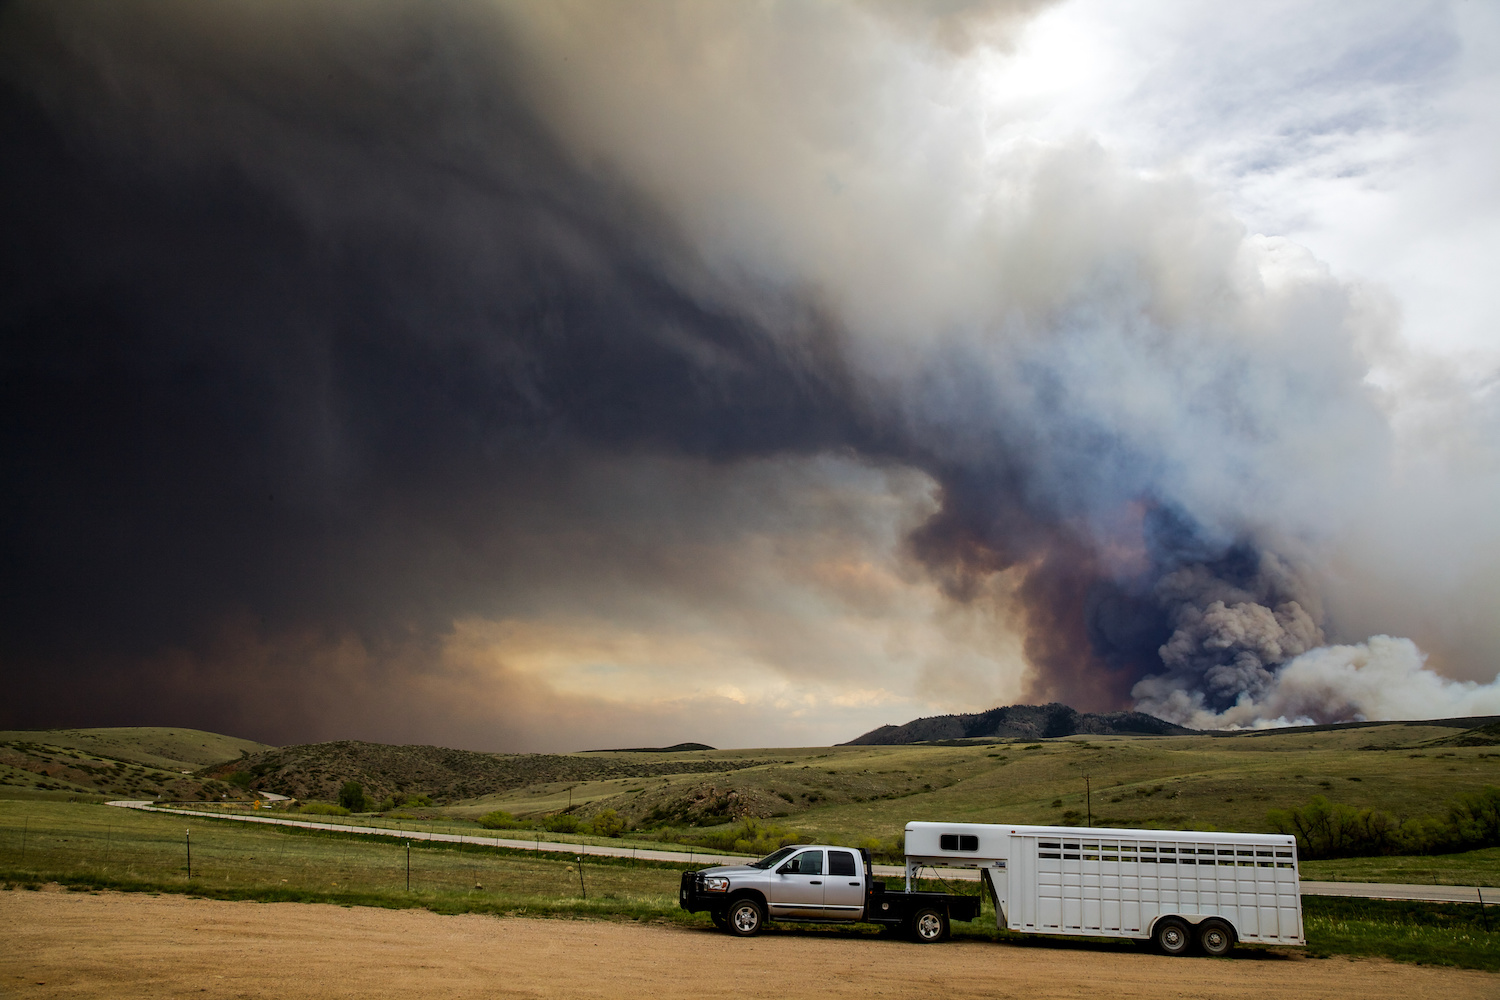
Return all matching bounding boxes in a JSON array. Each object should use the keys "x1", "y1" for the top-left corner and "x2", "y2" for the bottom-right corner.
[
  {"x1": 5, "y1": 720, "x2": 1498, "y2": 862},
  {"x1": 209, "y1": 741, "x2": 771, "y2": 804},
  {"x1": 452, "y1": 719, "x2": 1500, "y2": 855},
  {"x1": 0, "y1": 727, "x2": 272, "y2": 801}
]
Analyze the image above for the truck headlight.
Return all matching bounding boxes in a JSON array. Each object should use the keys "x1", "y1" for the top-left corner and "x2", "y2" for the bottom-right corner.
[{"x1": 701, "y1": 876, "x2": 730, "y2": 892}]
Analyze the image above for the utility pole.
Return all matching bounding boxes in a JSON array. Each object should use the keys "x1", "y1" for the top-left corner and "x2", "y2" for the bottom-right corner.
[
  {"x1": 406, "y1": 842, "x2": 411, "y2": 892},
  {"x1": 185, "y1": 828, "x2": 192, "y2": 879},
  {"x1": 576, "y1": 854, "x2": 586, "y2": 899}
]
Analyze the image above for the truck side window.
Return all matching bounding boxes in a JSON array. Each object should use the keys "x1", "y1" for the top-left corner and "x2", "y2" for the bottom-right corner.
[
  {"x1": 787, "y1": 850, "x2": 823, "y2": 875},
  {"x1": 829, "y1": 851, "x2": 857, "y2": 877}
]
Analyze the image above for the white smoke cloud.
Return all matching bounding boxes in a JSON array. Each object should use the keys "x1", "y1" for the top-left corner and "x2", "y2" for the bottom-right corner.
[{"x1": 1137, "y1": 635, "x2": 1500, "y2": 730}]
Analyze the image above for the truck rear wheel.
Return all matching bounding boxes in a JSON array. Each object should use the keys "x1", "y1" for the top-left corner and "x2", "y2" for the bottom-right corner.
[
  {"x1": 1153, "y1": 917, "x2": 1191, "y2": 956},
  {"x1": 1197, "y1": 919, "x2": 1234, "y2": 957},
  {"x1": 726, "y1": 898, "x2": 764, "y2": 937},
  {"x1": 909, "y1": 906, "x2": 949, "y2": 943}
]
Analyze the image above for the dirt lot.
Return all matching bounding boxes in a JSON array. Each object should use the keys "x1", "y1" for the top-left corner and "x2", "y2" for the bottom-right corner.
[{"x1": 3, "y1": 887, "x2": 1496, "y2": 1000}]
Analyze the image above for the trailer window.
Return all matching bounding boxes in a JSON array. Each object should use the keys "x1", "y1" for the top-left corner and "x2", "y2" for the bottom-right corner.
[
  {"x1": 939, "y1": 834, "x2": 979, "y2": 852},
  {"x1": 1040, "y1": 842, "x2": 1061, "y2": 849},
  {"x1": 829, "y1": 851, "x2": 857, "y2": 877}
]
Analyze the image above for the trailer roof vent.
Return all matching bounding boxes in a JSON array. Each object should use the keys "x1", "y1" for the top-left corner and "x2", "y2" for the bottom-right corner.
[{"x1": 939, "y1": 834, "x2": 979, "y2": 852}]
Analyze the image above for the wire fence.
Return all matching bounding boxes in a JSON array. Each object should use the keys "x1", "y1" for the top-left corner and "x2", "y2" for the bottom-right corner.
[{"x1": 0, "y1": 799, "x2": 682, "y2": 907}]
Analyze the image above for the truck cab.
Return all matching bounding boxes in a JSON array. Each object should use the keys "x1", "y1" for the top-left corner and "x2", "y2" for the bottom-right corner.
[{"x1": 679, "y1": 844, "x2": 980, "y2": 941}]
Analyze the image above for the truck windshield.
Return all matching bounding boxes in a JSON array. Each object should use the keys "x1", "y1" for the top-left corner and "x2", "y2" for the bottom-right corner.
[{"x1": 748, "y1": 847, "x2": 797, "y2": 870}]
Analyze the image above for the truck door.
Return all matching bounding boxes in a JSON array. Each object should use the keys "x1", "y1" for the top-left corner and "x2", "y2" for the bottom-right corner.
[
  {"x1": 768, "y1": 849, "x2": 825, "y2": 917},
  {"x1": 823, "y1": 849, "x2": 864, "y2": 919}
]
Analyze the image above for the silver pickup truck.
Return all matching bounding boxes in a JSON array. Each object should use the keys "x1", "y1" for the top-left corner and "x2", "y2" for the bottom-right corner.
[{"x1": 679, "y1": 844, "x2": 981, "y2": 941}]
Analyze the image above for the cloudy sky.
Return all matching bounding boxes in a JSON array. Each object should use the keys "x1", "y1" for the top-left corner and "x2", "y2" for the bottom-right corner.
[{"x1": 3, "y1": 0, "x2": 1498, "y2": 751}]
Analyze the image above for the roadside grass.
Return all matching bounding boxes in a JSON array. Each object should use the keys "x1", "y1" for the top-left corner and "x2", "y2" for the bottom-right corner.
[
  {"x1": 0, "y1": 798, "x2": 695, "y2": 919},
  {"x1": 1303, "y1": 847, "x2": 1500, "y2": 888},
  {"x1": 4, "y1": 796, "x2": 1499, "y2": 971},
  {"x1": 1301, "y1": 896, "x2": 1500, "y2": 972}
]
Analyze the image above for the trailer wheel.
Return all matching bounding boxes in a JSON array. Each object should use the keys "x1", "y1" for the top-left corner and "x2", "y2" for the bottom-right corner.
[
  {"x1": 1197, "y1": 919, "x2": 1234, "y2": 957},
  {"x1": 1152, "y1": 917, "x2": 1191, "y2": 956},
  {"x1": 909, "y1": 907, "x2": 949, "y2": 943},
  {"x1": 726, "y1": 898, "x2": 765, "y2": 937}
]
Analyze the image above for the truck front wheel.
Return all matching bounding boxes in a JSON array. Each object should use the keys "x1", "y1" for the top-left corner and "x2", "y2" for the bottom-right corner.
[
  {"x1": 909, "y1": 907, "x2": 949, "y2": 943},
  {"x1": 726, "y1": 898, "x2": 765, "y2": 937}
]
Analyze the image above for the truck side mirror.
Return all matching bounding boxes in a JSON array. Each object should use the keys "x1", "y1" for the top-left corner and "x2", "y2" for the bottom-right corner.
[{"x1": 777, "y1": 859, "x2": 799, "y2": 874}]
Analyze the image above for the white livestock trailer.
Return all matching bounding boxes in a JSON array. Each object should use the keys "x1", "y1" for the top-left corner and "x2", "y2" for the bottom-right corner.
[{"x1": 904, "y1": 821, "x2": 1304, "y2": 955}]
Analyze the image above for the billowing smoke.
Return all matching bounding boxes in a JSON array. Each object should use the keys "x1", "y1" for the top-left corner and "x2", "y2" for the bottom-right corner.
[{"x1": 3, "y1": 0, "x2": 1497, "y2": 744}]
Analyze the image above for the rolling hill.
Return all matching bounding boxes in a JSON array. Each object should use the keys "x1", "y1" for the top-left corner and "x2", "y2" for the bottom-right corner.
[
  {"x1": 0, "y1": 726, "x2": 272, "y2": 800},
  {"x1": 842, "y1": 702, "x2": 1195, "y2": 745}
]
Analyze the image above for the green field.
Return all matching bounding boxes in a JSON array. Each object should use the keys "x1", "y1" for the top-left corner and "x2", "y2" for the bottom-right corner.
[
  {"x1": 3, "y1": 793, "x2": 1497, "y2": 971},
  {"x1": 1302, "y1": 848, "x2": 1500, "y2": 888},
  {"x1": 459, "y1": 725, "x2": 1500, "y2": 858},
  {"x1": 5, "y1": 721, "x2": 1500, "y2": 971},
  {"x1": 0, "y1": 794, "x2": 693, "y2": 920}
]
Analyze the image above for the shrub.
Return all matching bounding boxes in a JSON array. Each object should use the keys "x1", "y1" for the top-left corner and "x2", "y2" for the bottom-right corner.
[
  {"x1": 299, "y1": 802, "x2": 350, "y2": 816},
  {"x1": 479, "y1": 810, "x2": 530, "y2": 830},
  {"x1": 590, "y1": 809, "x2": 625, "y2": 838},
  {"x1": 671, "y1": 818, "x2": 801, "y2": 855},
  {"x1": 404, "y1": 794, "x2": 433, "y2": 808},
  {"x1": 544, "y1": 813, "x2": 581, "y2": 834},
  {"x1": 225, "y1": 771, "x2": 253, "y2": 790}
]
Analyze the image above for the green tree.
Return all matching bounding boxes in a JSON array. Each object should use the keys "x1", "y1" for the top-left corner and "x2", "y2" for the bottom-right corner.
[
  {"x1": 338, "y1": 780, "x2": 367, "y2": 812},
  {"x1": 590, "y1": 809, "x2": 625, "y2": 838}
]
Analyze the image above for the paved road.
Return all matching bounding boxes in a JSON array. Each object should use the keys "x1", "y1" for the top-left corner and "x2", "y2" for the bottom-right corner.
[{"x1": 106, "y1": 801, "x2": 1498, "y2": 904}]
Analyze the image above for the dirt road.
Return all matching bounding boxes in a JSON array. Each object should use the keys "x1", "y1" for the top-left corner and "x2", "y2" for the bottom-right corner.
[{"x1": 3, "y1": 887, "x2": 1494, "y2": 1000}]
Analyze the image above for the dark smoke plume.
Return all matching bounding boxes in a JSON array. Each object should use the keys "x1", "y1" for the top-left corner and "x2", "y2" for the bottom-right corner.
[{"x1": 3, "y1": 0, "x2": 1497, "y2": 745}]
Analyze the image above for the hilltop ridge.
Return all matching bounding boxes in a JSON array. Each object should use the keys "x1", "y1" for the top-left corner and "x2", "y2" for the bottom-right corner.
[{"x1": 842, "y1": 702, "x2": 1196, "y2": 745}]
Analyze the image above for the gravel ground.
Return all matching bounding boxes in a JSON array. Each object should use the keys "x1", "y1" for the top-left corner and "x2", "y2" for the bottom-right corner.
[{"x1": 3, "y1": 886, "x2": 1497, "y2": 999}]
